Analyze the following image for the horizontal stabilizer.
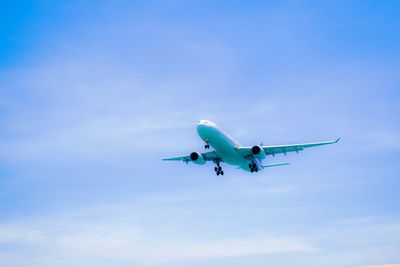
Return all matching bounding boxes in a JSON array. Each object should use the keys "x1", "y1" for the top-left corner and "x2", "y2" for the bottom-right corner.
[{"x1": 263, "y1": 163, "x2": 290, "y2": 168}]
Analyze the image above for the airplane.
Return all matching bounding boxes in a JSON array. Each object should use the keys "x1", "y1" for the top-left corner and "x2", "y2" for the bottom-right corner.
[{"x1": 163, "y1": 120, "x2": 340, "y2": 175}]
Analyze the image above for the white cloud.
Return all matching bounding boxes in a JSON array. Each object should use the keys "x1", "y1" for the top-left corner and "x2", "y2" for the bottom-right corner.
[
  {"x1": 0, "y1": 112, "x2": 195, "y2": 164},
  {"x1": 58, "y1": 228, "x2": 314, "y2": 263},
  {"x1": 0, "y1": 224, "x2": 44, "y2": 244},
  {"x1": 0, "y1": 219, "x2": 315, "y2": 265},
  {"x1": 0, "y1": 192, "x2": 400, "y2": 267}
]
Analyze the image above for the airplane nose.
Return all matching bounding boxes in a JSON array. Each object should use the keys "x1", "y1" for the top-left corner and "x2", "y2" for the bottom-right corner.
[
  {"x1": 197, "y1": 120, "x2": 208, "y2": 130},
  {"x1": 198, "y1": 120, "x2": 209, "y2": 125}
]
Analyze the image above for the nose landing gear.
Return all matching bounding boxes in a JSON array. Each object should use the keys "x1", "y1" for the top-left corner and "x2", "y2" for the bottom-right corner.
[{"x1": 204, "y1": 138, "x2": 210, "y2": 149}]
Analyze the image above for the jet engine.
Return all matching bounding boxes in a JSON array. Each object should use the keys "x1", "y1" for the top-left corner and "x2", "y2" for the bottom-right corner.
[
  {"x1": 190, "y1": 152, "x2": 206, "y2": 165},
  {"x1": 251, "y1": 145, "x2": 266, "y2": 159}
]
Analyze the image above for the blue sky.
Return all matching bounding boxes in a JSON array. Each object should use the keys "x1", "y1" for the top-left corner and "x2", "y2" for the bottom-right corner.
[{"x1": 1, "y1": 1, "x2": 400, "y2": 266}]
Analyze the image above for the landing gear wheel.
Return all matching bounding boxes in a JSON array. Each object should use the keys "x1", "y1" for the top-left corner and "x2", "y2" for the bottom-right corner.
[
  {"x1": 250, "y1": 161, "x2": 258, "y2": 173},
  {"x1": 214, "y1": 162, "x2": 224, "y2": 176},
  {"x1": 205, "y1": 144, "x2": 210, "y2": 149},
  {"x1": 213, "y1": 159, "x2": 225, "y2": 175}
]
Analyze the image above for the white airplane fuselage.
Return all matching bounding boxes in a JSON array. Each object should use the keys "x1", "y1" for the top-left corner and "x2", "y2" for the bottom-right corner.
[{"x1": 197, "y1": 120, "x2": 261, "y2": 171}]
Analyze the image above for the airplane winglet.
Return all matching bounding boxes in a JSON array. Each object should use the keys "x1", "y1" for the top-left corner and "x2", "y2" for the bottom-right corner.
[{"x1": 335, "y1": 137, "x2": 341, "y2": 143}]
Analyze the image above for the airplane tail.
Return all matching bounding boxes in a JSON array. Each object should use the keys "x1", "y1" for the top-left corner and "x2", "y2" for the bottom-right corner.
[{"x1": 262, "y1": 163, "x2": 290, "y2": 168}]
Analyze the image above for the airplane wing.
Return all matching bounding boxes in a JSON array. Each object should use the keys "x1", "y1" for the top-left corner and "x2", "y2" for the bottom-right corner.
[
  {"x1": 162, "y1": 151, "x2": 221, "y2": 163},
  {"x1": 237, "y1": 138, "x2": 340, "y2": 157}
]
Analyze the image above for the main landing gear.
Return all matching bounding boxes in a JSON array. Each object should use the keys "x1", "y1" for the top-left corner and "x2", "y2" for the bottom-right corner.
[
  {"x1": 214, "y1": 162, "x2": 224, "y2": 176},
  {"x1": 249, "y1": 162, "x2": 259, "y2": 173}
]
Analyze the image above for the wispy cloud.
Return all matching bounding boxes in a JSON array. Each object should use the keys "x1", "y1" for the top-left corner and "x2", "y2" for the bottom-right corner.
[
  {"x1": 0, "y1": 224, "x2": 44, "y2": 244},
  {"x1": 60, "y1": 230, "x2": 315, "y2": 263},
  {"x1": 0, "y1": 215, "x2": 315, "y2": 265}
]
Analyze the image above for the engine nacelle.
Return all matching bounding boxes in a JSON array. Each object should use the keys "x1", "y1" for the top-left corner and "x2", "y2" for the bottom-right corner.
[
  {"x1": 251, "y1": 145, "x2": 266, "y2": 159},
  {"x1": 190, "y1": 152, "x2": 206, "y2": 165}
]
